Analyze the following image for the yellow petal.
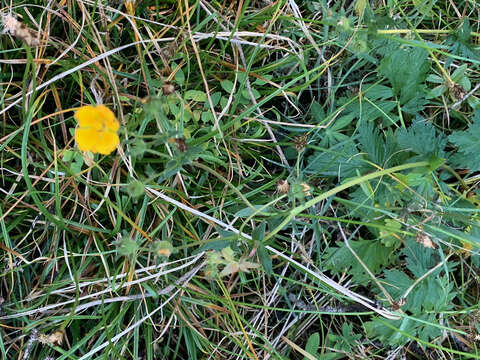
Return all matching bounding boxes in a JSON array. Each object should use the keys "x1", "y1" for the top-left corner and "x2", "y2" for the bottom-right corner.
[
  {"x1": 75, "y1": 106, "x2": 101, "y2": 130},
  {"x1": 75, "y1": 128, "x2": 100, "y2": 152},
  {"x1": 96, "y1": 105, "x2": 119, "y2": 131},
  {"x1": 95, "y1": 131, "x2": 119, "y2": 155}
]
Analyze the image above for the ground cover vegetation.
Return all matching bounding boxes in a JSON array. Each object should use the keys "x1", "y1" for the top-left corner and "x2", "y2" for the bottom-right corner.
[{"x1": 1, "y1": 0, "x2": 480, "y2": 359}]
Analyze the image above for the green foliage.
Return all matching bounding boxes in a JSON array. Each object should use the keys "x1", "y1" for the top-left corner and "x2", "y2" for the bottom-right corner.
[
  {"x1": 449, "y1": 110, "x2": 480, "y2": 171},
  {"x1": 366, "y1": 239, "x2": 457, "y2": 345},
  {"x1": 378, "y1": 47, "x2": 430, "y2": 113},
  {"x1": 396, "y1": 120, "x2": 447, "y2": 158},
  {"x1": 323, "y1": 238, "x2": 394, "y2": 285}
]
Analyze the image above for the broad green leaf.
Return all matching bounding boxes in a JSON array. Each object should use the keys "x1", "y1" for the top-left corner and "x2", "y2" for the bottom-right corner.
[
  {"x1": 220, "y1": 80, "x2": 234, "y2": 93},
  {"x1": 378, "y1": 46, "x2": 430, "y2": 105},
  {"x1": 185, "y1": 90, "x2": 207, "y2": 102},
  {"x1": 396, "y1": 120, "x2": 447, "y2": 157},
  {"x1": 449, "y1": 110, "x2": 480, "y2": 171},
  {"x1": 126, "y1": 180, "x2": 145, "y2": 198},
  {"x1": 304, "y1": 333, "x2": 320, "y2": 359},
  {"x1": 252, "y1": 222, "x2": 266, "y2": 241}
]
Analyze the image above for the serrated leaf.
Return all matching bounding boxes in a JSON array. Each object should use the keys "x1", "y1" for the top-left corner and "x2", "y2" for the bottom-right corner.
[
  {"x1": 396, "y1": 120, "x2": 446, "y2": 157},
  {"x1": 378, "y1": 47, "x2": 430, "y2": 105},
  {"x1": 323, "y1": 239, "x2": 393, "y2": 284},
  {"x1": 306, "y1": 140, "x2": 366, "y2": 179},
  {"x1": 449, "y1": 110, "x2": 480, "y2": 171}
]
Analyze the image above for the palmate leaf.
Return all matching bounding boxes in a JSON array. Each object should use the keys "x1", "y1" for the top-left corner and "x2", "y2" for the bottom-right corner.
[
  {"x1": 322, "y1": 238, "x2": 393, "y2": 285},
  {"x1": 449, "y1": 110, "x2": 480, "y2": 171},
  {"x1": 378, "y1": 46, "x2": 430, "y2": 109},
  {"x1": 357, "y1": 122, "x2": 399, "y2": 166},
  {"x1": 364, "y1": 317, "x2": 417, "y2": 346},
  {"x1": 396, "y1": 120, "x2": 447, "y2": 158},
  {"x1": 381, "y1": 239, "x2": 457, "y2": 313},
  {"x1": 306, "y1": 139, "x2": 369, "y2": 179}
]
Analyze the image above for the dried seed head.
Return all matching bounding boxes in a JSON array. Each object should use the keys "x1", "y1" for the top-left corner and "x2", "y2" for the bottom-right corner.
[
  {"x1": 391, "y1": 298, "x2": 406, "y2": 310},
  {"x1": 301, "y1": 182, "x2": 311, "y2": 196},
  {"x1": 173, "y1": 137, "x2": 187, "y2": 152},
  {"x1": 450, "y1": 83, "x2": 466, "y2": 100},
  {"x1": 1, "y1": 13, "x2": 40, "y2": 46},
  {"x1": 38, "y1": 330, "x2": 64, "y2": 346},
  {"x1": 293, "y1": 133, "x2": 308, "y2": 152},
  {"x1": 162, "y1": 83, "x2": 175, "y2": 95},
  {"x1": 276, "y1": 180, "x2": 289, "y2": 194},
  {"x1": 416, "y1": 232, "x2": 436, "y2": 249}
]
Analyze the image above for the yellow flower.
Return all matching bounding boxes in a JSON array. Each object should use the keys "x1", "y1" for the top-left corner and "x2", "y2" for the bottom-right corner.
[{"x1": 74, "y1": 105, "x2": 120, "y2": 155}]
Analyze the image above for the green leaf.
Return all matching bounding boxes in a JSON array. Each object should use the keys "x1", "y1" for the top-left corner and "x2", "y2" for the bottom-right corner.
[
  {"x1": 310, "y1": 101, "x2": 325, "y2": 123},
  {"x1": 456, "y1": 18, "x2": 471, "y2": 43},
  {"x1": 306, "y1": 140, "x2": 367, "y2": 179},
  {"x1": 413, "y1": 0, "x2": 436, "y2": 15},
  {"x1": 63, "y1": 150, "x2": 74, "y2": 162},
  {"x1": 323, "y1": 239, "x2": 393, "y2": 284},
  {"x1": 358, "y1": 122, "x2": 398, "y2": 166},
  {"x1": 379, "y1": 219, "x2": 402, "y2": 247},
  {"x1": 252, "y1": 222, "x2": 265, "y2": 241},
  {"x1": 116, "y1": 236, "x2": 139, "y2": 257},
  {"x1": 220, "y1": 80, "x2": 234, "y2": 93},
  {"x1": 396, "y1": 120, "x2": 447, "y2": 157},
  {"x1": 257, "y1": 242, "x2": 272, "y2": 275},
  {"x1": 364, "y1": 317, "x2": 417, "y2": 346},
  {"x1": 130, "y1": 139, "x2": 148, "y2": 158},
  {"x1": 378, "y1": 46, "x2": 430, "y2": 105},
  {"x1": 449, "y1": 110, "x2": 480, "y2": 171},
  {"x1": 126, "y1": 180, "x2": 145, "y2": 198},
  {"x1": 304, "y1": 333, "x2": 320, "y2": 359},
  {"x1": 195, "y1": 240, "x2": 233, "y2": 253},
  {"x1": 185, "y1": 90, "x2": 207, "y2": 102},
  {"x1": 174, "y1": 65, "x2": 185, "y2": 85},
  {"x1": 354, "y1": 0, "x2": 367, "y2": 17},
  {"x1": 201, "y1": 111, "x2": 214, "y2": 123},
  {"x1": 234, "y1": 205, "x2": 271, "y2": 217}
]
